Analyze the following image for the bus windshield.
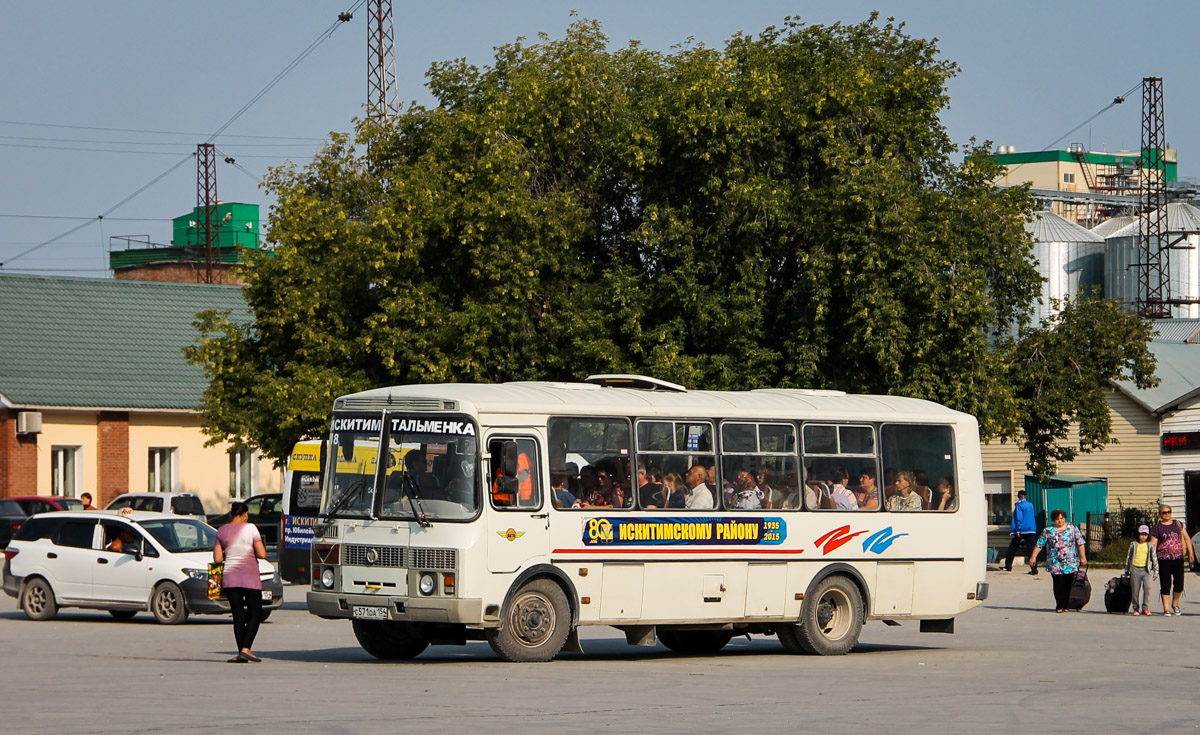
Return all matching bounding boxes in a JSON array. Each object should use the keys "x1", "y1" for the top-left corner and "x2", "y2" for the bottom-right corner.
[{"x1": 323, "y1": 413, "x2": 479, "y2": 521}]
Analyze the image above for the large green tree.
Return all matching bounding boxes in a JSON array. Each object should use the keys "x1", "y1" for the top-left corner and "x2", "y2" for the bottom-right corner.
[{"x1": 188, "y1": 15, "x2": 1156, "y2": 474}]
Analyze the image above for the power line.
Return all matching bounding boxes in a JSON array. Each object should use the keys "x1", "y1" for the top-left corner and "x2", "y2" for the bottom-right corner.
[
  {"x1": 205, "y1": 0, "x2": 365, "y2": 142},
  {"x1": 0, "y1": 141, "x2": 310, "y2": 158},
  {"x1": 4, "y1": 1, "x2": 364, "y2": 268},
  {"x1": 0, "y1": 214, "x2": 173, "y2": 221},
  {"x1": 0, "y1": 119, "x2": 326, "y2": 142},
  {"x1": 0, "y1": 134, "x2": 321, "y2": 148},
  {"x1": 1003, "y1": 80, "x2": 1145, "y2": 179}
]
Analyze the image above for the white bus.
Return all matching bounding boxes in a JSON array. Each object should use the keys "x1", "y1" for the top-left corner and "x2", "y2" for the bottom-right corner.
[{"x1": 306, "y1": 375, "x2": 988, "y2": 662}]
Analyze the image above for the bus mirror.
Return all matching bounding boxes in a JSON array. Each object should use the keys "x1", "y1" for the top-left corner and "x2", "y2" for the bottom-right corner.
[
  {"x1": 501, "y1": 442, "x2": 519, "y2": 477},
  {"x1": 340, "y1": 441, "x2": 353, "y2": 462}
]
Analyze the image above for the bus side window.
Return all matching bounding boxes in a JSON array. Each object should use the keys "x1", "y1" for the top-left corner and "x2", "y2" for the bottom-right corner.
[
  {"x1": 489, "y1": 438, "x2": 541, "y2": 511},
  {"x1": 879, "y1": 424, "x2": 957, "y2": 512}
]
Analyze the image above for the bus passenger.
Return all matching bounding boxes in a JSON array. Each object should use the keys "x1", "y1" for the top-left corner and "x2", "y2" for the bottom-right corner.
[
  {"x1": 828, "y1": 467, "x2": 857, "y2": 510},
  {"x1": 550, "y1": 469, "x2": 579, "y2": 509},
  {"x1": 640, "y1": 468, "x2": 665, "y2": 508},
  {"x1": 685, "y1": 465, "x2": 714, "y2": 509},
  {"x1": 576, "y1": 465, "x2": 599, "y2": 503},
  {"x1": 662, "y1": 472, "x2": 687, "y2": 508},
  {"x1": 887, "y1": 471, "x2": 923, "y2": 511},
  {"x1": 934, "y1": 476, "x2": 956, "y2": 511},
  {"x1": 856, "y1": 468, "x2": 879, "y2": 510},
  {"x1": 731, "y1": 471, "x2": 764, "y2": 509},
  {"x1": 756, "y1": 467, "x2": 780, "y2": 509}
]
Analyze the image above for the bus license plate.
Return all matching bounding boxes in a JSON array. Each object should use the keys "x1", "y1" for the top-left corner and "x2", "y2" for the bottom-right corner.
[
  {"x1": 261, "y1": 590, "x2": 273, "y2": 602},
  {"x1": 352, "y1": 605, "x2": 389, "y2": 620}
]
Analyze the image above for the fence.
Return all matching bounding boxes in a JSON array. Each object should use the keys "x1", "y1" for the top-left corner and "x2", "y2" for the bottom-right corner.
[{"x1": 1084, "y1": 503, "x2": 1160, "y2": 553}]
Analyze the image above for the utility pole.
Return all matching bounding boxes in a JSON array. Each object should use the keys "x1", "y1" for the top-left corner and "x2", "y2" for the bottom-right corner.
[
  {"x1": 196, "y1": 143, "x2": 218, "y2": 284},
  {"x1": 1137, "y1": 77, "x2": 1168, "y2": 318},
  {"x1": 366, "y1": 0, "x2": 399, "y2": 121}
]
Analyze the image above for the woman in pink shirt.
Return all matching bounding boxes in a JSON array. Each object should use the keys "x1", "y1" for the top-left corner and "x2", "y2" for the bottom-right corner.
[{"x1": 214, "y1": 501, "x2": 267, "y2": 663}]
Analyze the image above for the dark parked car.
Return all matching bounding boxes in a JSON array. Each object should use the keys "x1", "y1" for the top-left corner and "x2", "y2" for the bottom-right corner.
[
  {"x1": 10, "y1": 496, "x2": 84, "y2": 515},
  {"x1": 0, "y1": 499, "x2": 26, "y2": 548},
  {"x1": 207, "y1": 493, "x2": 282, "y2": 548}
]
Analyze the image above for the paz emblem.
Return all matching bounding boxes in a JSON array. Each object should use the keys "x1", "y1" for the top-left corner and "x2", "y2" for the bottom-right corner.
[{"x1": 497, "y1": 528, "x2": 526, "y2": 542}]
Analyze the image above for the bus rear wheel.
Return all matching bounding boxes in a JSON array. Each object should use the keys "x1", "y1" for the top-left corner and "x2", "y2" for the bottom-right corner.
[
  {"x1": 352, "y1": 620, "x2": 430, "y2": 660},
  {"x1": 785, "y1": 575, "x2": 863, "y2": 656},
  {"x1": 486, "y1": 578, "x2": 570, "y2": 662},
  {"x1": 657, "y1": 630, "x2": 734, "y2": 654}
]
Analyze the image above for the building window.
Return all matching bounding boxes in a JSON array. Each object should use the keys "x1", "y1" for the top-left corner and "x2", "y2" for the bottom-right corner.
[
  {"x1": 229, "y1": 449, "x2": 254, "y2": 499},
  {"x1": 1063, "y1": 172, "x2": 1075, "y2": 184},
  {"x1": 148, "y1": 448, "x2": 176, "y2": 492},
  {"x1": 51, "y1": 446, "x2": 80, "y2": 496}
]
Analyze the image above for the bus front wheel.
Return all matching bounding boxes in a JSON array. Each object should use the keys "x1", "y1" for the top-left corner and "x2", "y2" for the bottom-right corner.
[
  {"x1": 781, "y1": 575, "x2": 863, "y2": 656},
  {"x1": 352, "y1": 620, "x2": 430, "y2": 660},
  {"x1": 486, "y1": 578, "x2": 570, "y2": 663}
]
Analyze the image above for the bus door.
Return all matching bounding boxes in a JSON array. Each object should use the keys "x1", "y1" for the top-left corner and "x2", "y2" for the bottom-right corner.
[
  {"x1": 280, "y1": 441, "x2": 325, "y2": 584},
  {"x1": 485, "y1": 436, "x2": 548, "y2": 573}
]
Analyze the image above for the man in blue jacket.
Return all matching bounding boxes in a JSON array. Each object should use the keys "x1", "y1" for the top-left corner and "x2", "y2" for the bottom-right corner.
[{"x1": 1003, "y1": 490, "x2": 1039, "y2": 574}]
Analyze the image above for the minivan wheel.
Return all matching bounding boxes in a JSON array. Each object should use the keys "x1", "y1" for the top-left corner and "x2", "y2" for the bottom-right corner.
[
  {"x1": 151, "y1": 582, "x2": 189, "y2": 625},
  {"x1": 22, "y1": 577, "x2": 58, "y2": 621}
]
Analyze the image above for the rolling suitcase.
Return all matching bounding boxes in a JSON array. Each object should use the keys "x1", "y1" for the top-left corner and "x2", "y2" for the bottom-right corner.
[
  {"x1": 1066, "y1": 566, "x2": 1091, "y2": 611},
  {"x1": 1104, "y1": 574, "x2": 1132, "y2": 614}
]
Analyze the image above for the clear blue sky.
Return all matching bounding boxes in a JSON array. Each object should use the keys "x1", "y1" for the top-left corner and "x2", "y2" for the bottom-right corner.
[{"x1": 2, "y1": 0, "x2": 1196, "y2": 276}]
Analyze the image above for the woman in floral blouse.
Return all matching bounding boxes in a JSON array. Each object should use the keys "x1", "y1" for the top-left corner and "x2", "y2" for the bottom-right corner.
[{"x1": 1029, "y1": 508, "x2": 1087, "y2": 613}]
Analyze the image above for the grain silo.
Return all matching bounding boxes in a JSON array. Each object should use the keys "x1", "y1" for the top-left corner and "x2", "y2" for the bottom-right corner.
[
  {"x1": 1025, "y1": 210, "x2": 1105, "y2": 327},
  {"x1": 1103, "y1": 202, "x2": 1200, "y2": 318}
]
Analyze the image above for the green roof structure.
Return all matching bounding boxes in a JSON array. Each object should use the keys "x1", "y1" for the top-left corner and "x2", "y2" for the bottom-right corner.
[{"x1": 0, "y1": 274, "x2": 249, "y2": 410}]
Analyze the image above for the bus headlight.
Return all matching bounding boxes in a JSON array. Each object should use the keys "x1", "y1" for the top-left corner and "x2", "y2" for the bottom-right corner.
[
  {"x1": 419, "y1": 573, "x2": 436, "y2": 596},
  {"x1": 320, "y1": 568, "x2": 335, "y2": 589}
]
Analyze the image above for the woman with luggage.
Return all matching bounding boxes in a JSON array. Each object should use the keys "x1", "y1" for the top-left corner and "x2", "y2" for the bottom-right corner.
[
  {"x1": 1029, "y1": 509, "x2": 1087, "y2": 613},
  {"x1": 1124, "y1": 524, "x2": 1158, "y2": 615},
  {"x1": 1149, "y1": 505, "x2": 1194, "y2": 616}
]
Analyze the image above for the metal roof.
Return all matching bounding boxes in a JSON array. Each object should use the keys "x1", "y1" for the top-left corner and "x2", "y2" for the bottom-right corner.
[
  {"x1": 1026, "y1": 210, "x2": 1103, "y2": 243},
  {"x1": 1107, "y1": 201, "x2": 1200, "y2": 239},
  {"x1": 1091, "y1": 215, "x2": 1137, "y2": 239},
  {"x1": 1113, "y1": 337, "x2": 1200, "y2": 414},
  {"x1": 0, "y1": 274, "x2": 249, "y2": 410},
  {"x1": 1151, "y1": 318, "x2": 1200, "y2": 344}
]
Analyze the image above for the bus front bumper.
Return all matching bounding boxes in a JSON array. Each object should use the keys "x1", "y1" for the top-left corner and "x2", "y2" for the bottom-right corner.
[{"x1": 306, "y1": 590, "x2": 484, "y2": 625}]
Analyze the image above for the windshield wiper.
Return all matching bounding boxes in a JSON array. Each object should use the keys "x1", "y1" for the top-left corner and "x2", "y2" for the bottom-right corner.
[
  {"x1": 323, "y1": 479, "x2": 367, "y2": 521},
  {"x1": 401, "y1": 473, "x2": 432, "y2": 528}
]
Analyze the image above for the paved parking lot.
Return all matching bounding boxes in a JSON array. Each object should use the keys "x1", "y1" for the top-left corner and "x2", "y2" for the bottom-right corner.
[{"x1": 2, "y1": 568, "x2": 1198, "y2": 734}]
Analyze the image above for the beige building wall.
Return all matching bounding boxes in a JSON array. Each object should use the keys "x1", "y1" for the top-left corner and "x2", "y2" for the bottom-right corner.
[
  {"x1": 127, "y1": 414, "x2": 280, "y2": 514},
  {"x1": 981, "y1": 390, "x2": 1161, "y2": 511},
  {"x1": 995, "y1": 160, "x2": 1085, "y2": 192},
  {"x1": 33, "y1": 412, "x2": 97, "y2": 497}
]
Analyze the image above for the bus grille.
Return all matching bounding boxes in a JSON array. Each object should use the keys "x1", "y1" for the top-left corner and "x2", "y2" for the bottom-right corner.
[
  {"x1": 409, "y1": 548, "x2": 456, "y2": 570},
  {"x1": 341, "y1": 545, "x2": 456, "y2": 570},
  {"x1": 314, "y1": 523, "x2": 338, "y2": 539},
  {"x1": 343, "y1": 544, "x2": 406, "y2": 567}
]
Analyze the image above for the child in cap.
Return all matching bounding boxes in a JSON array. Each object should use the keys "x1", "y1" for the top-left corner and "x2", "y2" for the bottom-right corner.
[{"x1": 1125, "y1": 524, "x2": 1159, "y2": 615}]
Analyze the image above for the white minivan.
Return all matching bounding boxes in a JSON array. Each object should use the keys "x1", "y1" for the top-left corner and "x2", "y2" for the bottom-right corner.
[{"x1": 1, "y1": 510, "x2": 283, "y2": 624}]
